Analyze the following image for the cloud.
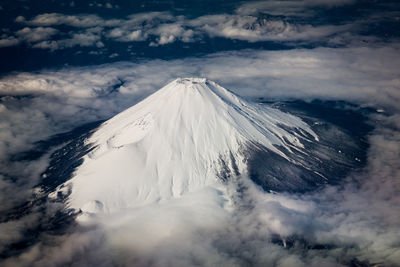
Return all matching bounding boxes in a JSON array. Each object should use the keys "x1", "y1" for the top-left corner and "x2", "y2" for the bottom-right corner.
[
  {"x1": 236, "y1": 0, "x2": 356, "y2": 16},
  {"x1": 150, "y1": 22, "x2": 195, "y2": 46},
  {"x1": 1, "y1": 26, "x2": 103, "y2": 51},
  {"x1": 5, "y1": 1, "x2": 375, "y2": 50},
  {"x1": 106, "y1": 28, "x2": 147, "y2": 42},
  {"x1": 190, "y1": 14, "x2": 353, "y2": 42},
  {"x1": 0, "y1": 36, "x2": 20, "y2": 48},
  {"x1": 16, "y1": 27, "x2": 58, "y2": 43},
  {"x1": 104, "y1": 12, "x2": 177, "y2": 43},
  {"x1": 23, "y1": 13, "x2": 108, "y2": 28},
  {"x1": 1, "y1": 45, "x2": 400, "y2": 266},
  {"x1": 15, "y1": 16, "x2": 25, "y2": 23},
  {"x1": 11, "y1": 12, "x2": 178, "y2": 49},
  {"x1": 33, "y1": 31, "x2": 102, "y2": 50}
]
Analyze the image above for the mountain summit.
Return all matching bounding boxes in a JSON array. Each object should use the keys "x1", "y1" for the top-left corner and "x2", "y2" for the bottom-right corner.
[{"x1": 52, "y1": 78, "x2": 321, "y2": 214}]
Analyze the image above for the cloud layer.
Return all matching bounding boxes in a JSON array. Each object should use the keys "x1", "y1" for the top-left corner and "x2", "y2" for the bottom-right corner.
[{"x1": 1, "y1": 0, "x2": 393, "y2": 50}]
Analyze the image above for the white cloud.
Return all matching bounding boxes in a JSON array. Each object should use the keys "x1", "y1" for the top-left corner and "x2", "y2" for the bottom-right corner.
[
  {"x1": 33, "y1": 30, "x2": 101, "y2": 50},
  {"x1": 0, "y1": 36, "x2": 20, "y2": 47},
  {"x1": 16, "y1": 27, "x2": 58, "y2": 43},
  {"x1": 24, "y1": 13, "x2": 107, "y2": 28},
  {"x1": 150, "y1": 23, "x2": 195, "y2": 45},
  {"x1": 104, "y1": 12, "x2": 174, "y2": 43},
  {"x1": 190, "y1": 14, "x2": 353, "y2": 42},
  {"x1": 107, "y1": 10, "x2": 356, "y2": 44},
  {"x1": 7, "y1": 3, "x2": 367, "y2": 50},
  {"x1": 15, "y1": 16, "x2": 25, "y2": 23},
  {"x1": 237, "y1": 0, "x2": 356, "y2": 16},
  {"x1": 7, "y1": 15, "x2": 107, "y2": 50},
  {"x1": 107, "y1": 28, "x2": 147, "y2": 42}
]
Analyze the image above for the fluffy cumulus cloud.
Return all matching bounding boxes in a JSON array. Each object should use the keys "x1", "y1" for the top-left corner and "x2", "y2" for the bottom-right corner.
[
  {"x1": 150, "y1": 22, "x2": 195, "y2": 46},
  {"x1": 0, "y1": 44, "x2": 400, "y2": 266}
]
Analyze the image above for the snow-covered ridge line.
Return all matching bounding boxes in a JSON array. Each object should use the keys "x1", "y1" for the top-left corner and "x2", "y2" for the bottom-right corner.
[{"x1": 52, "y1": 78, "x2": 318, "y2": 215}]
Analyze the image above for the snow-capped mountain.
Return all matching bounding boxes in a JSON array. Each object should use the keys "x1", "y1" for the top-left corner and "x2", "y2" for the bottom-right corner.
[{"x1": 50, "y1": 78, "x2": 328, "y2": 214}]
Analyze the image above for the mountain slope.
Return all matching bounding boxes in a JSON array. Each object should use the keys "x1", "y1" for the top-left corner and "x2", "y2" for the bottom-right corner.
[{"x1": 51, "y1": 78, "x2": 320, "y2": 214}]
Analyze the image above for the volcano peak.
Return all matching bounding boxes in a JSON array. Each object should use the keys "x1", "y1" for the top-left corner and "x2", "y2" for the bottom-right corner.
[{"x1": 53, "y1": 79, "x2": 319, "y2": 214}]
